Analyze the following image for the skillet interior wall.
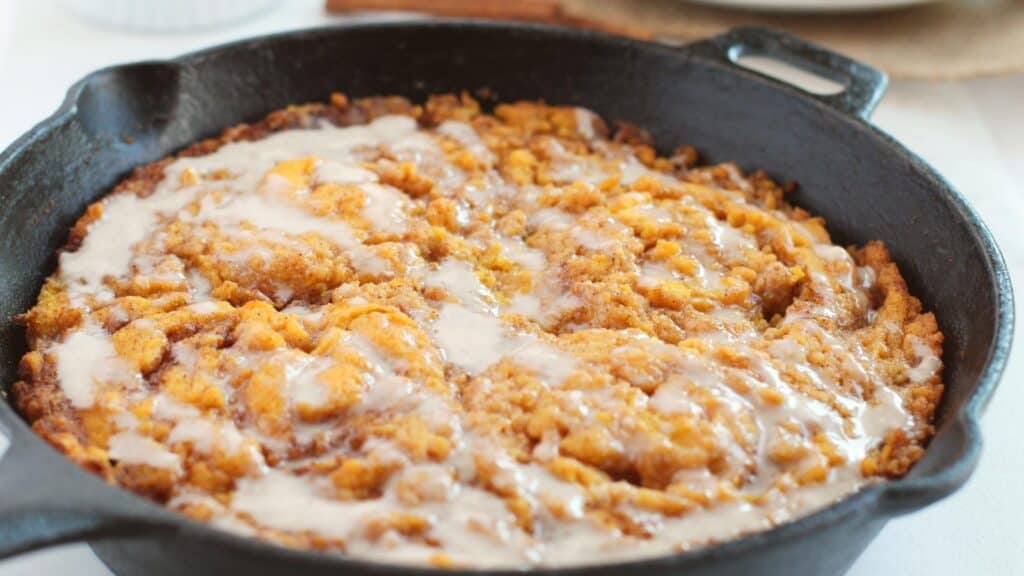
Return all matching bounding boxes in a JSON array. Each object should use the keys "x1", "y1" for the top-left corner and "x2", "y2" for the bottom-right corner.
[{"x1": 0, "y1": 24, "x2": 998, "y2": 482}]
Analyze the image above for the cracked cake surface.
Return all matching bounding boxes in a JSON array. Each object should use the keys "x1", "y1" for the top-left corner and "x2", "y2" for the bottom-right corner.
[{"x1": 14, "y1": 93, "x2": 943, "y2": 568}]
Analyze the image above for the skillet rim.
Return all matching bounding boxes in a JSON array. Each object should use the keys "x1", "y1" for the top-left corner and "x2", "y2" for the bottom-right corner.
[{"x1": 0, "y1": 19, "x2": 1013, "y2": 574}]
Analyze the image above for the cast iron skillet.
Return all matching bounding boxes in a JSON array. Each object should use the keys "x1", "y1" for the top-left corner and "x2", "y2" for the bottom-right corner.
[{"x1": 0, "y1": 21, "x2": 1012, "y2": 576}]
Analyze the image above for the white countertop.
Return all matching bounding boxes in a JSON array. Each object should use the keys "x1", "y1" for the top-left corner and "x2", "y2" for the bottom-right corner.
[{"x1": 1, "y1": 1, "x2": 1021, "y2": 573}]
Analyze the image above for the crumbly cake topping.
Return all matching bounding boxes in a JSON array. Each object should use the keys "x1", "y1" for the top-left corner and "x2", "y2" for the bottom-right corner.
[{"x1": 14, "y1": 94, "x2": 944, "y2": 568}]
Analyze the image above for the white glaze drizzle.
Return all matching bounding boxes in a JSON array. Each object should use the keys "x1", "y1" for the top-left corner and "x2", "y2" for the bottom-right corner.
[
  {"x1": 51, "y1": 324, "x2": 136, "y2": 408},
  {"x1": 38, "y1": 106, "x2": 940, "y2": 569},
  {"x1": 108, "y1": 431, "x2": 182, "y2": 470}
]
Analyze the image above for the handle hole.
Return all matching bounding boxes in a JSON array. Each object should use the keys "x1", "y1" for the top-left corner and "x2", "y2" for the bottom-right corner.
[
  {"x1": 0, "y1": 417, "x2": 10, "y2": 461},
  {"x1": 729, "y1": 47, "x2": 846, "y2": 96}
]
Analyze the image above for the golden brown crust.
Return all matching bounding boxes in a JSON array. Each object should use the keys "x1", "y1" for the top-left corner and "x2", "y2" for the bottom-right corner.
[{"x1": 13, "y1": 93, "x2": 944, "y2": 564}]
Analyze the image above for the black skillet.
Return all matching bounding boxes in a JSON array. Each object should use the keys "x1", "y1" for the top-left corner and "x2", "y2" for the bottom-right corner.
[{"x1": 0, "y1": 21, "x2": 1013, "y2": 576}]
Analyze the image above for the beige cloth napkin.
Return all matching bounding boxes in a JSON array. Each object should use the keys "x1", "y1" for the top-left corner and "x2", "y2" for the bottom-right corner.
[{"x1": 562, "y1": 0, "x2": 1024, "y2": 80}]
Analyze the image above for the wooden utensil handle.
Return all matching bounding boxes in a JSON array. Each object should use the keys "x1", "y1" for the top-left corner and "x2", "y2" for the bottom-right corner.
[
  {"x1": 326, "y1": 0, "x2": 561, "y2": 21},
  {"x1": 324, "y1": 0, "x2": 651, "y2": 39}
]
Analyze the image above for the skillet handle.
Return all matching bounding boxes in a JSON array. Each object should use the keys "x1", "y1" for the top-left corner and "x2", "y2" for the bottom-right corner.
[
  {"x1": 876, "y1": 417, "x2": 983, "y2": 516},
  {"x1": 685, "y1": 27, "x2": 888, "y2": 121},
  {"x1": 0, "y1": 421, "x2": 174, "y2": 558}
]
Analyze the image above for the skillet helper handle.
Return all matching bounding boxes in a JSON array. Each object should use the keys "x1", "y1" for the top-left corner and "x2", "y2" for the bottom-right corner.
[
  {"x1": 686, "y1": 27, "x2": 888, "y2": 121},
  {"x1": 875, "y1": 417, "x2": 983, "y2": 516},
  {"x1": 0, "y1": 424, "x2": 170, "y2": 559}
]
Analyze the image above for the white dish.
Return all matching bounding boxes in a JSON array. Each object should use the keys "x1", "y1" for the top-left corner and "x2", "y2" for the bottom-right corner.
[
  {"x1": 685, "y1": 0, "x2": 939, "y2": 13},
  {"x1": 60, "y1": 0, "x2": 282, "y2": 31}
]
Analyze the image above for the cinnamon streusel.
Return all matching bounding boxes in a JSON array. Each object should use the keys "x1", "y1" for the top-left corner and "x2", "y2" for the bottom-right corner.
[{"x1": 14, "y1": 93, "x2": 944, "y2": 568}]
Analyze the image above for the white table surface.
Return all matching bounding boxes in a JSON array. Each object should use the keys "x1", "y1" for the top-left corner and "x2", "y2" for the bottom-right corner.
[{"x1": 1, "y1": 0, "x2": 1021, "y2": 573}]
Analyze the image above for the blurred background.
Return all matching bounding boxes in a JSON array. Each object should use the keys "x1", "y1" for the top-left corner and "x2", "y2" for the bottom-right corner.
[{"x1": 0, "y1": 1, "x2": 1021, "y2": 574}]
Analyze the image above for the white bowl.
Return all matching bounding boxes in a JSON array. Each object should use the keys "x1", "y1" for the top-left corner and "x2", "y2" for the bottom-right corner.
[
  {"x1": 686, "y1": 0, "x2": 939, "y2": 13},
  {"x1": 61, "y1": 0, "x2": 282, "y2": 32}
]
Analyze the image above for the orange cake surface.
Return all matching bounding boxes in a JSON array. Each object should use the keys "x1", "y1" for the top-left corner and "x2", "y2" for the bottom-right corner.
[{"x1": 14, "y1": 94, "x2": 944, "y2": 568}]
